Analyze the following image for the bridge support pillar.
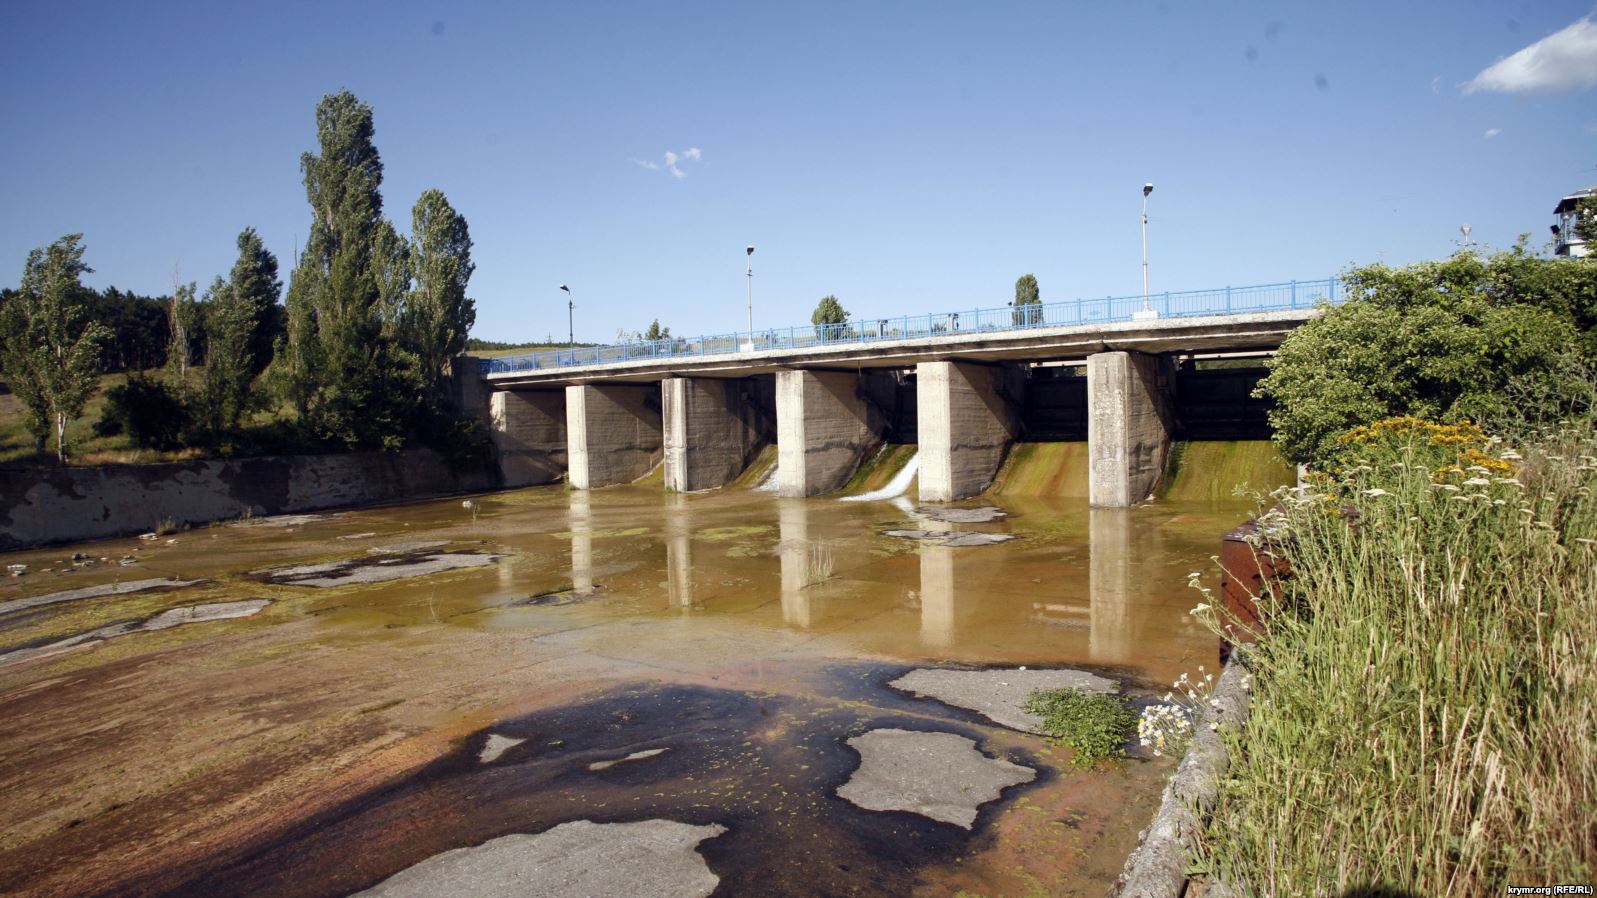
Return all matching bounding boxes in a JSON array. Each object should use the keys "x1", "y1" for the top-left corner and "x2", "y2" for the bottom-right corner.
[
  {"x1": 916, "y1": 360, "x2": 1020, "y2": 502},
  {"x1": 566, "y1": 384, "x2": 663, "y2": 489},
  {"x1": 1087, "y1": 351, "x2": 1174, "y2": 507},
  {"x1": 490, "y1": 390, "x2": 568, "y2": 487},
  {"x1": 776, "y1": 369, "x2": 884, "y2": 497},
  {"x1": 663, "y1": 376, "x2": 774, "y2": 492}
]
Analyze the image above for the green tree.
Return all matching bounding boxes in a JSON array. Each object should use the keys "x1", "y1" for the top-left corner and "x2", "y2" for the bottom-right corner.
[
  {"x1": 279, "y1": 90, "x2": 399, "y2": 447},
  {"x1": 1011, "y1": 273, "x2": 1041, "y2": 326},
  {"x1": 643, "y1": 319, "x2": 669, "y2": 341},
  {"x1": 1258, "y1": 249, "x2": 1594, "y2": 467},
  {"x1": 227, "y1": 228, "x2": 283, "y2": 375},
  {"x1": 403, "y1": 188, "x2": 475, "y2": 409},
  {"x1": 0, "y1": 235, "x2": 111, "y2": 462},
  {"x1": 166, "y1": 279, "x2": 199, "y2": 392},
  {"x1": 199, "y1": 273, "x2": 257, "y2": 436},
  {"x1": 811, "y1": 295, "x2": 848, "y2": 338}
]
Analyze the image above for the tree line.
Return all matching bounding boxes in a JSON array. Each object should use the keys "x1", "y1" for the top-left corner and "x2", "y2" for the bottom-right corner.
[{"x1": 0, "y1": 90, "x2": 479, "y2": 464}]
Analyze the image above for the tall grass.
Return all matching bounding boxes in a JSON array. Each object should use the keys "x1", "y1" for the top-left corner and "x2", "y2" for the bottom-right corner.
[{"x1": 1193, "y1": 418, "x2": 1597, "y2": 895}]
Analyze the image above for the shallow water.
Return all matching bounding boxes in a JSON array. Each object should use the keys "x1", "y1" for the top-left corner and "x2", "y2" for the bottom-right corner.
[{"x1": 0, "y1": 480, "x2": 1255, "y2": 897}]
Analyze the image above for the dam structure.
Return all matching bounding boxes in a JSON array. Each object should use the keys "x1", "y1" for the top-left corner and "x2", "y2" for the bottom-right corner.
[{"x1": 477, "y1": 278, "x2": 1339, "y2": 507}]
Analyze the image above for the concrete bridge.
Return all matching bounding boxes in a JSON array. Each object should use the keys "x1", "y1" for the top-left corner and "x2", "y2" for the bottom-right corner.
[{"x1": 469, "y1": 279, "x2": 1338, "y2": 507}]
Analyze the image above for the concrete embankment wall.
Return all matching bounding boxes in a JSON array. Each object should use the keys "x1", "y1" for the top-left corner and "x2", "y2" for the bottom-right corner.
[{"x1": 0, "y1": 449, "x2": 497, "y2": 551}]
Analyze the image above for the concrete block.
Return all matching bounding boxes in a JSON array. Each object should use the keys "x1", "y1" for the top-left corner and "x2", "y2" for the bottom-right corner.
[
  {"x1": 662, "y1": 376, "x2": 773, "y2": 492},
  {"x1": 489, "y1": 390, "x2": 567, "y2": 487},
  {"x1": 1087, "y1": 351, "x2": 1173, "y2": 506},
  {"x1": 566, "y1": 384, "x2": 663, "y2": 489},
  {"x1": 916, "y1": 360, "x2": 1019, "y2": 502},
  {"x1": 775, "y1": 370, "x2": 884, "y2": 497}
]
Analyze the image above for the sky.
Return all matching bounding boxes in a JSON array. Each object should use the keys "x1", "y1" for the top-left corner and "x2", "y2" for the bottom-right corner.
[{"x1": 2, "y1": 1, "x2": 1595, "y2": 345}]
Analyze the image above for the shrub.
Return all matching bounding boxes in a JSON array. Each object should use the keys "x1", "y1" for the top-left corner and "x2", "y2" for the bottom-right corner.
[
  {"x1": 1021, "y1": 688, "x2": 1137, "y2": 769},
  {"x1": 93, "y1": 374, "x2": 190, "y2": 450}
]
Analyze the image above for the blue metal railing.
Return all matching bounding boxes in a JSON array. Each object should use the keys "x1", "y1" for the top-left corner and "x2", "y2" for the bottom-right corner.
[{"x1": 482, "y1": 276, "x2": 1341, "y2": 375}]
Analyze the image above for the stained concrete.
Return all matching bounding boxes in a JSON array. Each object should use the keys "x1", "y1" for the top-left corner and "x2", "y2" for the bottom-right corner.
[
  {"x1": 565, "y1": 384, "x2": 663, "y2": 489},
  {"x1": 776, "y1": 369, "x2": 886, "y2": 498},
  {"x1": 253, "y1": 552, "x2": 501, "y2": 588},
  {"x1": 836, "y1": 728, "x2": 1035, "y2": 828},
  {"x1": 0, "y1": 600, "x2": 270, "y2": 666},
  {"x1": 916, "y1": 361, "x2": 1019, "y2": 502},
  {"x1": 662, "y1": 377, "x2": 773, "y2": 492},
  {"x1": 1087, "y1": 351, "x2": 1174, "y2": 507},
  {"x1": 889, "y1": 668, "x2": 1119, "y2": 733},
  {"x1": 489, "y1": 389, "x2": 568, "y2": 487},
  {"x1": 0, "y1": 578, "x2": 205, "y2": 616},
  {"x1": 351, "y1": 819, "x2": 727, "y2": 898}
]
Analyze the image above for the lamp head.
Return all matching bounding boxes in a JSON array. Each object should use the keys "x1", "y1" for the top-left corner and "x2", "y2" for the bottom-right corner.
[
  {"x1": 1461, "y1": 224, "x2": 1472, "y2": 240},
  {"x1": 746, "y1": 245, "x2": 755, "y2": 256},
  {"x1": 1143, "y1": 183, "x2": 1154, "y2": 197},
  {"x1": 559, "y1": 284, "x2": 570, "y2": 293}
]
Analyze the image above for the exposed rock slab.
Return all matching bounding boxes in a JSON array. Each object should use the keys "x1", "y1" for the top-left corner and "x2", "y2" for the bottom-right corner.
[
  {"x1": 367, "y1": 540, "x2": 451, "y2": 555},
  {"x1": 0, "y1": 599, "x2": 270, "y2": 666},
  {"x1": 881, "y1": 529, "x2": 1016, "y2": 547},
  {"x1": 254, "y1": 552, "x2": 500, "y2": 588},
  {"x1": 0, "y1": 577, "x2": 205, "y2": 616},
  {"x1": 914, "y1": 506, "x2": 1008, "y2": 524},
  {"x1": 588, "y1": 747, "x2": 669, "y2": 771},
  {"x1": 478, "y1": 734, "x2": 526, "y2": 764},
  {"x1": 228, "y1": 514, "x2": 326, "y2": 528},
  {"x1": 351, "y1": 819, "x2": 727, "y2": 898},
  {"x1": 837, "y1": 728, "x2": 1034, "y2": 828},
  {"x1": 890, "y1": 667, "x2": 1119, "y2": 734}
]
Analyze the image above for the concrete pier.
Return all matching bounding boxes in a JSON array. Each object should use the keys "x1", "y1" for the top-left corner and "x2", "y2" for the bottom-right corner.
[
  {"x1": 565, "y1": 384, "x2": 664, "y2": 489},
  {"x1": 916, "y1": 361, "x2": 1019, "y2": 502},
  {"x1": 775, "y1": 370, "x2": 885, "y2": 497},
  {"x1": 489, "y1": 390, "x2": 568, "y2": 487},
  {"x1": 662, "y1": 377, "x2": 773, "y2": 492},
  {"x1": 1087, "y1": 351, "x2": 1174, "y2": 507}
]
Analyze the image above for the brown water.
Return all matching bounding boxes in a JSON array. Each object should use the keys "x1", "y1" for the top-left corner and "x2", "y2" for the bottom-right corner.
[{"x1": 0, "y1": 478, "x2": 1258, "y2": 897}]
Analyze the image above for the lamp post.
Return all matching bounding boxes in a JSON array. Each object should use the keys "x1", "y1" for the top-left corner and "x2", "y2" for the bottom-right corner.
[
  {"x1": 1136, "y1": 182, "x2": 1156, "y2": 320},
  {"x1": 560, "y1": 284, "x2": 573, "y2": 358},
  {"x1": 745, "y1": 245, "x2": 755, "y2": 351}
]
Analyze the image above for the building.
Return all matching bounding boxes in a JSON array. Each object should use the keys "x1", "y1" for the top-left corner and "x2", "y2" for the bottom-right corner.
[{"x1": 1553, "y1": 187, "x2": 1593, "y2": 258}]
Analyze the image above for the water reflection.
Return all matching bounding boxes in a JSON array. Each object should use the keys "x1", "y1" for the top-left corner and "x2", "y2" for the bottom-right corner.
[
  {"x1": 918, "y1": 517, "x2": 957, "y2": 648},
  {"x1": 778, "y1": 499, "x2": 816, "y2": 627},
  {"x1": 666, "y1": 494, "x2": 694, "y2": 608},
  {"x1": 568, "y1": 491, "x2": 593, "y2": 593},
  {"x1": 1088, "y1": 508, "x2": 1132, "y2": 662}
]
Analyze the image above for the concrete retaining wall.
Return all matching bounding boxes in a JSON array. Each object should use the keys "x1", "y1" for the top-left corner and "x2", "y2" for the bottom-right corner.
[
  {"x1": 662, "y1": 376, "x2": 774, "y2": 492},
  {"x1": 776, "y1": 369, "x2": 886, "y2": 497},
  {"x1": 0, "y1": 449, "x2": 498, "y2": 551},
  {"x1": 566, "y1": 383, "x2": 664, "y2": 489},
  {"x1": 490, "y1": 390, "x2": 568, "y2": 487}
]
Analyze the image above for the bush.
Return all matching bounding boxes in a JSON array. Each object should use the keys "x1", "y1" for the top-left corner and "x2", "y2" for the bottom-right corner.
[
  {"x1": 1021, "y1": 688, "x2": 1137, "y2": 769},
  {"x1": 1258, "y1": 249, "x2": 1597, "y2": 467},
  {"x1": 94, "y1": 374, "x2": 190, "y2": 450},
  {"x1": 1191, "y1": 418, "x2": 1597, "y2": 892}
]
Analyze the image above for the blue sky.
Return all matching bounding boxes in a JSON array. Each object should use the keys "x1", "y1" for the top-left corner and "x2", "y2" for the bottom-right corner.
[{"x1": 2, "y1": 1, "x2": 1594, "y2": 344}]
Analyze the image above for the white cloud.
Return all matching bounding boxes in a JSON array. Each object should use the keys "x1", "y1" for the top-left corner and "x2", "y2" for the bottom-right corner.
[
  {"x1": 1484, "y1": 127, "x2": 1502, "y2": 139},
  {"x1": 638, "y1": 147, "x2": 703, "y2": 180},
  {"x1": 1465, "y1": 16, "x2": 1597, "y2": 94}
]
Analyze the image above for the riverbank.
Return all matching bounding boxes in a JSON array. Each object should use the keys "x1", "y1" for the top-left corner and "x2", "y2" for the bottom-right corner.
[{"x1": 0, "y1": 449, "x2": 497, "y2": 551}]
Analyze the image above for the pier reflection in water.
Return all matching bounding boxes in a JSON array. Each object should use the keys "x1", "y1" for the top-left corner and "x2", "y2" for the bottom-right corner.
[{"x1": 552, "y1": 485, "x2": 1232, "y2": 678}]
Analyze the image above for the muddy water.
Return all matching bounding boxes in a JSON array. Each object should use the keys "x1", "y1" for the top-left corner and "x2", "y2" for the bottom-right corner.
[{"x1": 0, "y1": 480, "x2": 1256, "y2": 898}]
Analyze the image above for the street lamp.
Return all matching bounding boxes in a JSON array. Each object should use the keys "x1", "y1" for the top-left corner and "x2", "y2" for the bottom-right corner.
[
  {"x1": 560, "y1": 284, "x2": 573, "y2": 355},
  {"x1": 745, "y1": 245, "x2": 755, "y2": 351},
  {"x1": 1136, "y1": 182, "x2": 1157, "y2": 320}
]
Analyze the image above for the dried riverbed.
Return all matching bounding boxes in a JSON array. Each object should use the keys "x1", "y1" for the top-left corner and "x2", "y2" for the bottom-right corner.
[{"x1": 0, "y1": 482, "x2": 1249, "y2": 897}]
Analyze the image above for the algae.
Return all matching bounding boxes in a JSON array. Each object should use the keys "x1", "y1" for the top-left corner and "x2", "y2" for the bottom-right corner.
[{"x1": 1158, "y1": 440, "x2": 1294, "y2": 501}]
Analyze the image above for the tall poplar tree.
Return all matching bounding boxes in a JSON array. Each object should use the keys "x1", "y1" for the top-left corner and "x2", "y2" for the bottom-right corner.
[
  {"x1": 1011, "y1": 273, "x2": 1041, "y2": 326},
  {"x1": 228, "y1": 227, "x2": 282, "y2": 375},
  {"x1": 404, "y1": 188, "x2": 475, "y2": 408},
  {"x1": 200, "y1": 274, "x2": 255, "y2": 435},
  {"x1": 0, "y1": 235, "x2": 110, "y2": 462},
  {"x1": 280, "y1": 90, "x2": 397, "y2": 447}
]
